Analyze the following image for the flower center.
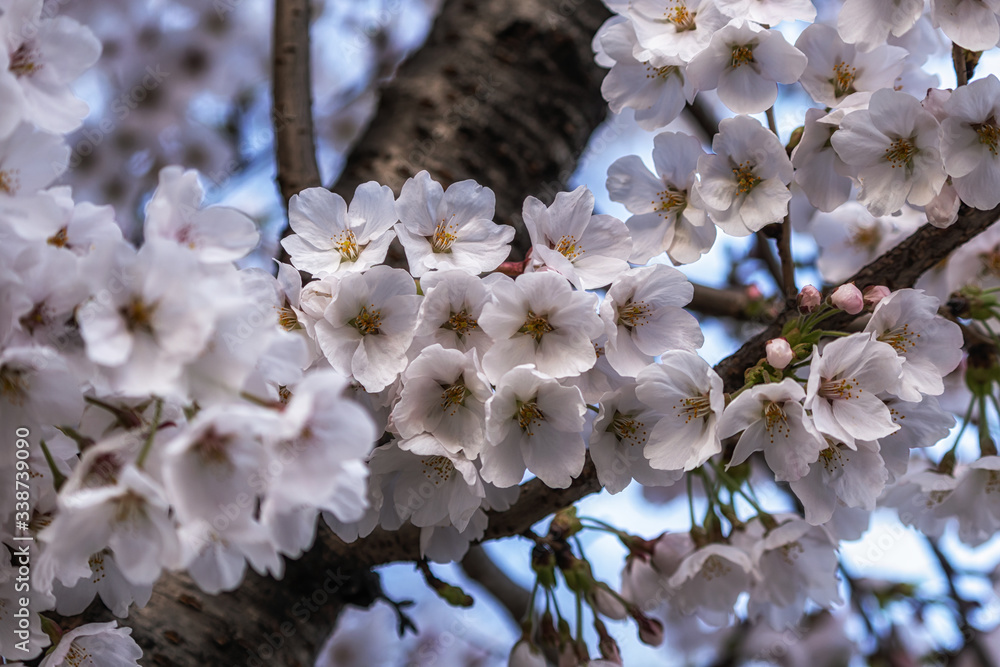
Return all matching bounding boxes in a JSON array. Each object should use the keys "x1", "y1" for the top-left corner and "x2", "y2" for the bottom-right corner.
[
  {"x1": 421, "y1": 455, "x2": 455, "y2": 485},
  {"x1": 819, "y1": 378, "x2": 860, "y2": 400},
  {"x1": 617, "y1": 300, "x2": 651, "y2": 331},
  {"x1": 555, "y1": 235, "x2": 583, "y2": 262},
  {"x1": 517, "y1": 400, "x2": 545, "y2": 435},
  {"x1": 121, "y1": 296, "x2": 157, "y2": 334},
  {"x1": 9, "y1": 43, "x2": 42, "y2": 77},
  {"x1": 277, "y1": 305, "x2": 302, "y2": 331},
  {"x1": 193, "y1": 427, "x2": 234, "y2": 467},
  {"x1": 47, "y1": 227, "x2": 69, "y2": 247},
  {"x1": 700, "y1": 554, "x2": 732, "y2": 580},
  {"x1": 65, "y1": 641, "x2": 93, "y2": 667},
  {"x1": 673, "y1": 394, "x2": 711, "y2": 423},
  {"x1": 831, "y1": 60, "x2": 858, "y2": 98},
  {"x1": 731, "y1": 161, "x2": 760, "y2": 195},
  {"x1": 0, "y1": 168, "x2": 20, "y2": 194},
  {"x1": 442, "y1": 309, "x2": 479, "y2": 337},
  {"x1": 762, "y1": 401, "x2": 789, "y2": 440},
  {"x1": 653, "y1": 187, "x2": 686, "y2": 214},
  {"x1": 644, "y1": 63, "x2": 679, "y2": 80},
  {"x1": 440, "y1": 382, "x2": 470, "y2": 415},
  {"x1": 518, "y1": 310, "x2": 554, "y2": 341},
  {"x1": 818, "y1": 444, "x2": 848, "y2": 472},
  {"x1": 849, "y1": 224, "x2": 881, "y2": 252},
  {"x1": 432, "y1": 219, "x2": 458, "y2": 253},
  {"x1": 332, "y1": 230, "x2": 361, "y2": 262},
  {"x1": 350, "y1": 304, "x2": 382, "y2": 335},
  {"x1": 878, "y1": 324, "x2": 919, "y2": 354},
  {"x1": 883, "y1": 137, "x2": 917, "y2": 168},
  {"x1": 730, "y1": 44, "x2": 754, "y2": 68},
  {"x1": 609, "y1": 411, "x2": 648, "y2": 446},
  {"x1": 0, "y1": 366, "x2": 27, "y2": 405},
  {"x1": 975, "y1": 117, "x2": 1000, "y2": 156},
  {"x1": 665, "y1": 3, "x2": 696, "y2": 30}
]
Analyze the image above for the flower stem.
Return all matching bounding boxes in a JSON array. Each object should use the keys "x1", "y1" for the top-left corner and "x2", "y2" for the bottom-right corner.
[{"x1": 136, "y1": 398, "x2": 163, "y2": 469}]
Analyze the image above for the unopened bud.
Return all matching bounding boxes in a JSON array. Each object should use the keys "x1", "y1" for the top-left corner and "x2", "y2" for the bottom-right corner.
[
  {"x1": 632, "y1": 611, "x2": 664, "y2": 647},
  {"x1": 591, "y1": 586, "x2": 628, "y2": 620},
  {"x1": 831, "y1": 283, "x2": 864, "y2": 315},
  {"x1": 509, "y1": 639, "x2": 547, "y2": 667},
  {"x1": 765, "y1": 338, "x2": 793, "y2": 369},
  {"x1": 863, "y1": 285, "x2": 891, "y2": 309},
  {"x1": 797, "y1": 285, "x2": 821, "y2": 313}
]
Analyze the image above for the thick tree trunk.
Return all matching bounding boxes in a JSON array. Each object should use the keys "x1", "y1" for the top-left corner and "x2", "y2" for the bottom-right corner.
[
  {"x1": 329, "y1": 0, "x2": 612, "y2": 260},
  {"x1": 56, "y1": 1, "x2": 612, "y2": 665}
]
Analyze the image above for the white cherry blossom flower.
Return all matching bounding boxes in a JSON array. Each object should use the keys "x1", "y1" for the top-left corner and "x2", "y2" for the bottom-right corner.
[
  {"x1": 790, "y1": 439, "x2": 888, "y2": 525},
  {"x1": 937, "y1": 457, "x2": 1000, "y2": 546},
  {"x1": 311, "y1": 265, "x2": 420, "y2": 392},
  {"x1": 625, "y1": 0, "x2": 729, "y2": 63},
  {"x1": 590, "y1": 383, "x2": 684, "y2": 494},
  {"x1": 606, "y1": 131, "x2": 714, "y2": 265},
  {"x1": 719, "y1": 378, "x2": 826, "y2": 483},
  {"x1": 795, "y1": 24, "x2": 907, "y2": 109},
  {"x1": 810, "y1": 202, "x2": 922, "y2": 283},
  {"x1": 791, "y1": 109, "x2": 854, "y2": 213},
  {"x1": 479, "y1": 272, "x2": 602, "y2": 383},
  {"x1": 0, "y1": 0, "x2": 101, "y2": 137},
  {"x1": 863, "y1": 289, "x2": 963, "y2": 402},
  {"x1": 395, "y1": 170, "x2": 514, "y2": 276},
  {"x1": 391, "y1": 344, "x2": 492, "y2": 459},
  {"x1": 480, "y1": 365, "x2": 587, "y2": 489},
  {"x1": 77, "y1": 240, "x2": 241, "y2": 398},
  {"x1": 804, "y1": 333, "x2": 902, "y2": 448},
  {"x1": 745, "y1": 518, "x2": 841, "y2": 629},
  {"x1": 523, "y1": 185, "x2": 632, "y2": 289},
  {"x1": 882, "y1": 467, "x2": 958, "y2": 538},
  {"x1": 0, "y1": 124, "x2": 68, "y2": 195},
  {"x1": 599, "y1": 264, "x2": 703, "y2": 377},
  {"x1": 48, "y1": 550, "x2": 151, "y2": 618},
  {"x1": 410, "y1": 269, "x2": 494, "y2": 357},
  {"x1": 39, "y1": 621, "x2": 141, "y2": 667},
  {"x1": 837, "y1": 0, "x2": 924, "y2": 52},
  {"x1": 39, "y1": 464, "x2": 181, "y2": 586},
  {"x1": 831, "y1": 89, "x2": 947, "y2": 217},
  {"x1": 634, "y1": 351, "x2": 724, "y2": 471},
  {"x1": 281, "y1": 183, "x2": 397, "y2": 276},
  {"x1": 696, "y1": 115, "x2": 793, "y2": 237},
  {"x1": 144, "y1": 166, "x2": 258, "y2": 263},
  {"x1": 686, "y1": 23, "x2": 807, "y2": 115},
  {"x1": 940, "y1": 74, "x2": 1000, "y2": 210},
  {"x1": 388, "y1": 434, "x2": 485, "y2": 532},
  {"x1": 930, "y1": 0, "x2": 1000, "y2": 50},
  {"x1": 267, "y1": 370, "x2": 378, "y2": 522},
  {"x1": 599, "y1": 19, "x2": 695, "y2": 131},
  {"x1": 177, "y1": 519, "x2": 282, "y2": 595},
  {"x1": 667, "y1": 544, "x2": 754, "y2": 626}
]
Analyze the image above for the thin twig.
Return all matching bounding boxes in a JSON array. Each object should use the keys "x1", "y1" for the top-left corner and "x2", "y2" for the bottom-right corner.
[{"x1": 928, "y1": 538, "x2": 995, "y2": 667}]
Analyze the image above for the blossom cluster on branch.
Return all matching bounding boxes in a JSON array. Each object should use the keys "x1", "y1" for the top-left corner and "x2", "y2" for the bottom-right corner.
[{"x1": 3, "y1": 0, "x2": 1000, "y2": 664}]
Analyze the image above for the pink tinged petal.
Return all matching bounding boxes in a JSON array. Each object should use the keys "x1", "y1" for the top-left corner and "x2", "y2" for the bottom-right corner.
[
  {"x1": 738, "y1": 178, "x2": 792, "y2": 230},
  {"x1": 752, "y1": 31, "x2": 807, "y2": 84},
  {"x1": 954, "y1": 158, "x2": 1000, "y2": 210},
  {"x1": 439, "y1": 179, "x2": 496, "y2": 227},
  {"x1": 479, "y1": 432, "x2": 528, "y2": 488}
]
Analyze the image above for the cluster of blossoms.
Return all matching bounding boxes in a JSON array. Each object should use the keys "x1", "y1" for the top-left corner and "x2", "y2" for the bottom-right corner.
[{"x1": 4, "y1": 0, "x2": 1000, "y2": 664}]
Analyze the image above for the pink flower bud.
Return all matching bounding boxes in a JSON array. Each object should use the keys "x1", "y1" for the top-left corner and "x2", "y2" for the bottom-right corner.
[
  {"x1": 766, "y1": 338, "x2": 794, "y2": 369},
  {"x1": 863, "y1": 285, "x2": 891, "y2": 309},
  {"x1": 831, "y1": 283, "x2": 864, "y2": 315},
  {"x1": 633, "y1": 612, "x2": 664, "y2": 647},
  {"x1": 797, "y1": 285, "x2": 821, "y2": 313}
]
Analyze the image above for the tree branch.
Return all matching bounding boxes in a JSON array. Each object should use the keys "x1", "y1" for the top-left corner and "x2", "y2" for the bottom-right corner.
[
  {"x1": 460, "y1": 545, "x2": 531, "y2": 622},
  {"x1": 273, "y1": 0, "x2": 321, "y2": 207}
]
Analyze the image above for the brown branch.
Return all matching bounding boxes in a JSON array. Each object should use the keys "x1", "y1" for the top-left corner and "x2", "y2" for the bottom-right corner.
[
  {"x1": 689, "y1": 283, "x2": 775, "y2": 321},
  {"x1": 273, "y1": 0, "x2": 321, "y2": 207},
  {"x1": 460, "y1": 545, "x2": 531, "y2": 621}
]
